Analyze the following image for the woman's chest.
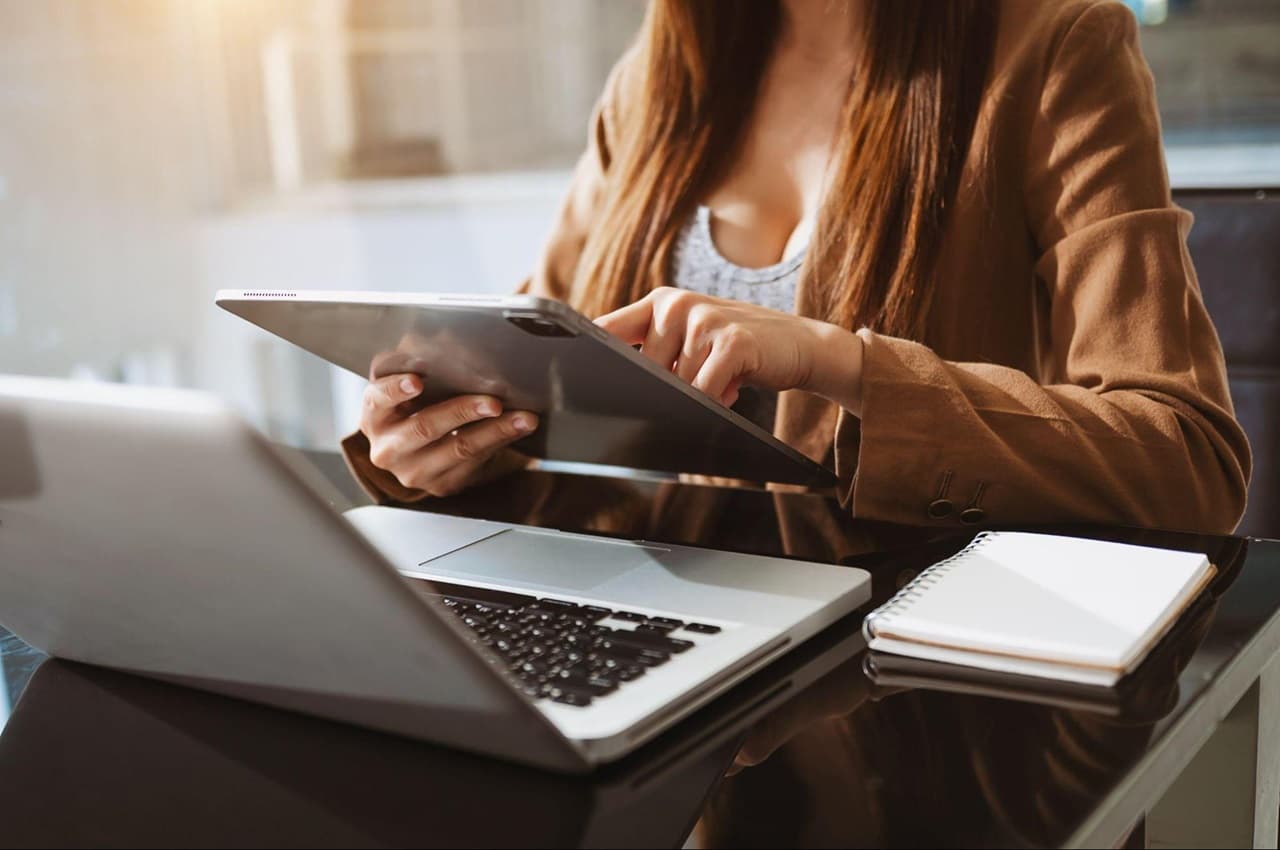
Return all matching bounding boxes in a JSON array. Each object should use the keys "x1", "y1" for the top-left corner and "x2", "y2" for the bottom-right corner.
[{"x1": 700, "y1": 55, "x2": 850, "y2": 268}]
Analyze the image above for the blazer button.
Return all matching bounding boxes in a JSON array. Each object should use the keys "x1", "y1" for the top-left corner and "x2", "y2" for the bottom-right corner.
[
  {"x1": 958, "y1": 481, "x2": 989, "y2": 525},
  {"x1": 928, "y1": 499, "x2": 954, "y2": 519}
]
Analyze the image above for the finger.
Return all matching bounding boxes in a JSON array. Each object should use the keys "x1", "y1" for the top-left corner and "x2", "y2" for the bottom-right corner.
[
  {"x1": 361, "y1": 373, "x2": 423, "y2": 430},
  {"x1": 423, "y1": 412, "x2": 539, "y2": 495},
  {"x1": 407, "y1": 411, "x2": 539, "y2": 492},
  {"x1": 673, "y1": 340, "x2": 710, "y2": 385},
  {"x1": 368, "y1": 394, "x2": 501, "y2": 471},
  {"x1": 732, "y1": 707, "x2": 794, "y2": 770},
  {"x1": 731, "y1": 738, "x2": 776, "y2": 771},
  {"x1": 691, "y1": 344, "x2": 743, "y2": 406},
  {"x1": 722, "y1": 380, "x2": 741, "y2": 408},
  {"x1": 594, "y1": 293, "x2": 658, "y2": 345},
  {"x1": 640, "y1": 309, "x2": 685, "y2": 372},
  {"x1": 399, "y1": 394, "x2": 504, "y2": 449}
]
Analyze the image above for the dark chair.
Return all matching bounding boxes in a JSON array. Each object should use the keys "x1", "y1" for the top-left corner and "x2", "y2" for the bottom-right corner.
[{"x1": 1176, "y1": 187, "x2": 1280, "y2": 538}]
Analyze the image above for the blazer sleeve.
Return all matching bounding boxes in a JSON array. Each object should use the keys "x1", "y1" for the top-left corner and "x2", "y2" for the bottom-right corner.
[
  {"x1": 340, "y1": 59, "x2": 624, "y2": 504},
  {"x1": 841, "y1": 1, "x2": 1251, "y2": 534}
]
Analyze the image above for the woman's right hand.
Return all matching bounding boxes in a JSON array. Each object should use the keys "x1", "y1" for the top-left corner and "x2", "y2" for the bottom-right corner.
[{"x1": 361, "y1": 373, "x2": 539, "y2": 498}]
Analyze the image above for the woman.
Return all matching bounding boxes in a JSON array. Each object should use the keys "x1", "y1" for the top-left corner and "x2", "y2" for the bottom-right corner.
[{"x1": 345, "y1": 0, "x2": 1251, "y2": 534}]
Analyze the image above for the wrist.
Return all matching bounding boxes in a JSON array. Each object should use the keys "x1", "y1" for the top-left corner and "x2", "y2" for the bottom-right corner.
[{"x1": 803, "y1": 320, "x2": 865, "y2": 417}]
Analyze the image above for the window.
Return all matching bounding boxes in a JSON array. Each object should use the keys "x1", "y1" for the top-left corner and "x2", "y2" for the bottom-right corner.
[
  {"x1": 1136, "y1": 0, "x2": 1280, "y2": 183},
  {"x1": 0, "y1": 1, "x2": 644, "y2": 447}
]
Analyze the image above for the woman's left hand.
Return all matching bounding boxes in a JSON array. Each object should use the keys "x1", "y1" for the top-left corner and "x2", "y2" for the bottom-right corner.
[{"x1": 595, "y1": 287, "x2": 865, "y2": 415}]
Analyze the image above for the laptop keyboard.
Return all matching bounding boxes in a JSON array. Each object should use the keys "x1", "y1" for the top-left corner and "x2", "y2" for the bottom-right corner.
[{"x1": 416, "y1": 580, "x2": 723, "y2": 708}]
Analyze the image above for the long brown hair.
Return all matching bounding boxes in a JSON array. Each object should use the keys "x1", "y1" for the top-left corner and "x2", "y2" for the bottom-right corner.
[{"x1": 572, "y1": 0, "x2": 996, "y2": 341}]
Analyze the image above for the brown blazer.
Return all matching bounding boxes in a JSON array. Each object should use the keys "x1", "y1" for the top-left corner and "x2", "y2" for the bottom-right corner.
[{"x1": 344, "y1": 0, "x2": 1251, "y2": 535}]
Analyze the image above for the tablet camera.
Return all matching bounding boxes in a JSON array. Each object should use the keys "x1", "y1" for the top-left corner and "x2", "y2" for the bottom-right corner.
[{"x1": 505, "y1": 314, "x2": 577, "y2": 338}]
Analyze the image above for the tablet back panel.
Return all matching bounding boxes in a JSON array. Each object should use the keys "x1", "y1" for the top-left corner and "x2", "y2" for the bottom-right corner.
[{"x1": 217, "y1": 291, "x2": 836, "y2": 487}]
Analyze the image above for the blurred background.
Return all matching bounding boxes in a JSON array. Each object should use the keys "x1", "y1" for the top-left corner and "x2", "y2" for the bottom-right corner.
[{"x1": 1, "y1": 0, "x2": 1277, "y2": 452}]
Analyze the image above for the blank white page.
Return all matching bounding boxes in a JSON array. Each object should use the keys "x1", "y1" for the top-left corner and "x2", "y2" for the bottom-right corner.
[{"x1": 868, "y1": 532, "x2": 1212, "y2": 672}]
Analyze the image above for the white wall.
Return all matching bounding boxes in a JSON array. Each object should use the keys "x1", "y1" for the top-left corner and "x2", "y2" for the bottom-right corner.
[
  {"x1": 195, "y1": 172, "x2": 567, "y2": 446},
  {"x1": 0, "y1": 1, "x2": 207, "y2": 381},
  {"x1": 0, "y1": 1, "x2": 629, "y2": 450}
]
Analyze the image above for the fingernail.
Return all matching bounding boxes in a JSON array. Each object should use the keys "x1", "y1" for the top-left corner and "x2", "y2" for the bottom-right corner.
[
  {"x1": 400, "y1": 377, "x2": 417, "y2": 395},
  {"x1": 513, "y1": 414, "x2": 535, "y2": 433},
  {"x1": 476, "y1": 400, "x2": 499, "y2": 417}
]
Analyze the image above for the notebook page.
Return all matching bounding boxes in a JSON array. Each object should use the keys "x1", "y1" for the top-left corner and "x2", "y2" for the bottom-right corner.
[{"x1": 872, "y1": 533, "x2": 1211, "y2": 670}]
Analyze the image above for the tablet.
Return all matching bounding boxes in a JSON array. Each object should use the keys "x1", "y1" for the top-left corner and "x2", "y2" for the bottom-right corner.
[{"x1": 216, "y1": 290, "x2": 837, "y2": 488}]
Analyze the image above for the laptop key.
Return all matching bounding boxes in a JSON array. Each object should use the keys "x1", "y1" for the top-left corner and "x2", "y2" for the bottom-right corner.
[
  {"x1": 550, "y1": 690, "x2": 592, "y2": 707},
  {"x1": 610, "y1": 611, "x2": 647, "y2": 623},
  {"x1": 533, "y1": 598, "x2": 582, "y2": 612},
  {"x1": 683, "y1": 622, "x2": 721, "y2": 634},
  {"x1": 521, "y1": 659, "x2": 555, "y2": 676},
  {"x1": 422, "y1": 581, "x2": 538, "y2": 610},
  {"x1": 555, "y1": 672, "x2": 618, "y2": 696},
  {"x1": 597, "y1": 641, "x2": 670, "y2": 666},
  {"x1": 608, "y1": 631, "x2": 695, "y2": 654},
  {"x1": 635, "y1": 623, "x2": 675, "y2": 634},
  {"x1": 581, "y1": 605, "x2": 612, "y2": 621},
  {"x1": 646, "y1": 616, "x2": 684, "y2": 629},
  {"x1": 612, "y1": 665, "x2": 646, "y2": 682}
]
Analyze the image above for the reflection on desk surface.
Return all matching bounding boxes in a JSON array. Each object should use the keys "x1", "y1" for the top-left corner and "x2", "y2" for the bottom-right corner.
[
  {"x1": 0, "y1": 606, "x2": 866, "y2": 848},
  {"x1": 1, "y1": 463, "x2": 1278, "y2": 848},
  {"x1": 702, "y1": 534, "x2": 1253, "y2": 849},
  {"x1": 709, "y1": 592, "x2": 1220, "y2": 846},
  {"x1": 0, "y1": 657, "x2": 714, "y2": 848}
]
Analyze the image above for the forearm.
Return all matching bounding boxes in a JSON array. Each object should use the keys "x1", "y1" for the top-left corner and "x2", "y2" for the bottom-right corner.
[
  {"x1": 844, "y1": 332, "x2": 1249, "y2": 532},
  {"x1": 801, "y1": 320, "x2": 867, "y2": 418}
]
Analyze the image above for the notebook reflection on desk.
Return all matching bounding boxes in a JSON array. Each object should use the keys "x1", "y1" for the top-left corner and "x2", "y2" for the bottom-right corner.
[{"x1": 862, "y1": 580, "x2": 1217, "y2": 722}]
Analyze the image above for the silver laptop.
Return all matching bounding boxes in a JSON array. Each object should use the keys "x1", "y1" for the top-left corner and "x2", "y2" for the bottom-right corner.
[{"x1": 0, "y1": 375, "x2": 869, "y2": 772}]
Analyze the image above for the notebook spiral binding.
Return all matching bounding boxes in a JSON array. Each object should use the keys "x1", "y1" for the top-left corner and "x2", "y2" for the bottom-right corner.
[{"x1": 862, "y1": 532, "x2": 994, "y2": 641}]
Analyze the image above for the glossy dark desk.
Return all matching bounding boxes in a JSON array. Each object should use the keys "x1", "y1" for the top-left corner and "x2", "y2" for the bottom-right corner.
[{"x1": 2, "y1": 458, "x2": 1279, "y2": 849}]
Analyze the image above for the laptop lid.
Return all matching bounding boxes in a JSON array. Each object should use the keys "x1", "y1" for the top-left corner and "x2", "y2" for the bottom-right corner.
[{"x1": 0, "y1": 376, "x2": 584, "y2": 771}]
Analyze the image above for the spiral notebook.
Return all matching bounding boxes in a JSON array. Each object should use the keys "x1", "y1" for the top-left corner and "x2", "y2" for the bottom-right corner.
[{"x1": 862, "y1": 532, "x2": 1215, "y2": 687}]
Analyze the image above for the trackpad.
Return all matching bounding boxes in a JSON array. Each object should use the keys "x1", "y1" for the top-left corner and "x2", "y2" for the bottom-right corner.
[{"x1": 418, "y1": 529, "x2": 666, "y2": 595}]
